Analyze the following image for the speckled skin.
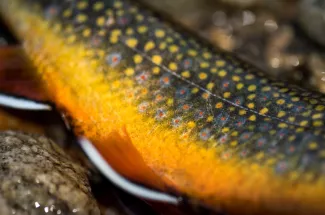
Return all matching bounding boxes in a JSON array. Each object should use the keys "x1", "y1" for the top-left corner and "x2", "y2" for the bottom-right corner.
[
  {"x1": 2, "y1": 0, "x2": 325, "y2": 214},
  {"x1": 0, "y1": 131, "x2": 100, "y2": 215},
  {"x1": 24, "y1": 0, "x2": 325, "y2": 179}
]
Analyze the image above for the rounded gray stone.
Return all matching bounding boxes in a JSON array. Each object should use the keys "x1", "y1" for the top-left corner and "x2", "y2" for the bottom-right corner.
[{"x1": 0, "y1": 131, "x2": 100, "y2": 215}]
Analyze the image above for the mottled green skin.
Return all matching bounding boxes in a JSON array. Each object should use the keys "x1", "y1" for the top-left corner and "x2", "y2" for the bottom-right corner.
[{"x1": 13, "y1": 0, "x2": 325, "y2": 181}]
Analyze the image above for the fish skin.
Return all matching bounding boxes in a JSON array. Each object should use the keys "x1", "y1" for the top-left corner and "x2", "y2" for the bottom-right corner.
[{"x1": 1, "y1": 0, "x2": 325, "y2": 214}]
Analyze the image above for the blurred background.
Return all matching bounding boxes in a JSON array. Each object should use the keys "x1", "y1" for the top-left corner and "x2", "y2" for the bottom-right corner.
[{"x1": 138, "y1": 0, "x2": 325, "y2": 93}]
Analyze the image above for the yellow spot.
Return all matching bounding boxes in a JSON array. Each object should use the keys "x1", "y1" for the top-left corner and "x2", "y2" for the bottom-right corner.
[
  {"x1": 237, "y1": 83, "x2": 244, "y2": 90},
  {"x1": 279, "y1": 88, "x2": 289, "y2": 93},
  {"x1": 76, "y1": 14, "x2": 88, "y2": 23},
  {"x1": 247, "y1": 103, "x2": 255, "y2": 109},
  {"x1": 188, "y1": 49, "x2": 197, "y2": 56},
  {"x1": 144, "y1": 41, "x2": 155, "y2": 51},
  {"x1": 231, "y1": 131, "x2": 238, "y2": 136},
  {"x1": 82, "y1": 28, "x2": 91, "y2": 37},
  {"x1": 155, "y1": 29, "x2": 165, "y2": 38},
  {"x1": 211, "y1": 68, "x2": 217, "y2": 73},
  {"x1": 247, "y1": 85, "x2": 257, "y2": 93},
  {"x1": 200, "y1": 62, "x2": 209, "y2": 68},
  {"x1": 278, "y1": 123, "x2": 288, "y2": 128},
  {"x1": 53, "y1": 23, "x2": 62, "y2": 33},
  {"x1": 312, "y1": 113, "x2": 322, "y2": 119},
  {"x1": 232, "y1": 75, "x2": 241, "y2": 81},
  {"x1": 245, "y1": 74, "x2": 255, "y2": 80},
  {"x1": 98, "y1": 30, "x2": 106, "y2": 36},
  {"x1": 110, "y1": 36, "x2": 119, "y2": 44},
  {"x1": 181, "y1": 71, "x2": 191, "y2": 78},
  {"x1": 310, "y1": 99, "x2": 318, "y2": 105},
  {"x1": 300, "y1": 121, "x2": 308, "y2": 126},
  {"x1": 230, "y1": 141, "x2": 238, "y2": 147},
  {"x1": 229, "y1": 107, "x2": 235, "y2": 112},
  {"x1": 111, "y1": 29, "x2": 121, "y2": 36},
  {"x1": 221, "y1": 127, "x2": 229, "y2": 133},
  {"x1": 133, "y1": 54, "x2": 143, "y2": 64},
  {"x1": 85, "y1": 50, "x2": 95, "y2": 57},
  {"x1": 296, "y1": 128, "x2": 304, "y2": 133},
  {"x1": 125, "y1": 68, "x2": 134, "y2": 76},
  {"x1": 215, "y1": 102, "x2": 223, "y2": 109},
  {"x1": 269, "y1": 130, "x2": 276, "y2": 135},
  {"x1": 288, "y1": 117, "x2": 295, "y2": 122},
  {"x1": 202, "y1": 93, "x2": 210, "y2": 99},
  {"x1": 152, "y1": 55, "x2": 162, "y2": 65},
  {"x1": 289, "y1": 172, "x2": 299, "y2": 181},
  {"x1": 266, "y1": 158, "x2": 276, "y2": 165},
  {"x1": 262, "y1": 86, "x2": 271, "y2": 92},
  {"x1": 207, "y1": 83, "x2": 214, "y2": 90},
  {"x1": 313, "y1": 121, "x2": 323, "y2": 127},
  {"x1": 106, "y1": 9, "x2": 113, "y2": 16},
  {"x1": 135, "y1": 14, "x2": 144, "y2": 21},
  {"x1": 316, "y1": 105, "x2": 325, "y2": 111},
  {"x1": 77, "y1": 1, "x2": 88, "y2": 9},
  {"x1": 216, "y1": 60, "x2": 225, "y2": 67},
  {"x1": 153, "y1": 67, "x2": 160, "y2": 74},
  {"x1": 277, "y1": 111, "x2": 286, "y2": 118},
  {"x1": 218, "y1": 70, "x2": 227, "y2": 77},
  {"x1": 288, "y1": 135, "x2": 296, "y2": 141},
  {"x1": 223, "y1": 92, "x2": 231, "y2": 98},
  {"x1": 96, "y1": 16, "x2": 106, "y2": 26},
  {"x1": 112, "y1": 80, "x2": 120, "y2": 89},
  {"x1": 114, "y1": 1, "x2": 123, "y2": 8},
  {"x1": 165, "y1": 37, "x2": 173, "y2": 43},
  {"x1": 203, "y1": 52, "x2": 211, "y2": 59},
  {"x1": 67, "y1": 35, "x2": 76, "y2": 44},
  {"x1": 309, "y1": 142, "x2": 318, "y2": 150},
  {"x1": 138, "y1": 25, "x2": 148, "y2": 33},
  {"x1": 167, "y1": 98, "x2": 174, "y2": 105},
  {"x1": 207, "y1": 116, "x2": 214, "y2": 122},
  {"x1": 169, "y1": 62, "x2": 178, "y2": 71},
  {"x1": 249, "y1": 115, "x2": 256, "y2": 121},
  {"x1": 159, "y1": 42, "x2": 167, "y2": 50},
  {"x1": 187, "y1": 121, "x2": 196, "y2": 128},
  {"x1": 117, "y1": 10, "x2": 124, "y2": 16},
  {"x1": 126, "y1": 28, "x2": 133, "y2": 35},
  {"x1": 276, "y1": 99, "x2": 285, "y2": 105},
  {"x1": 259, "y1": 108, "x2": 268, "y2": 114},
  {"x1": 126, "y1": 38, "x2": 138, "y2": 48},
  {"x1": 291, "y1": 97, "x2": 300, "y2": 102},
  {"x1": 247, "y1": 94, "x2": 256, "y2": 100},
  {"x1": 239, "y1": 110, "x2": 246, "y2": 115},
  {"x1": 256, "y1": 152, "x2": 264, "y2": 159},
  {"x1": 169, "y1": 45, "x2": 179, "y2": 53},
  {"x1": 302, "y1": 111, "x2": 311, "y2": 117},
  {"x1": 192, "y1": 88, "x2": 199, "y2": 93},
  {"x1": 93, "y1": 2, "x2": 104, "y2": 10},
  {"x1": 199, "y1": 72, "x2": 208, "y2": 80},
  {"x1": 63, "y1": 9, "x2": 72, "y2": 17}
]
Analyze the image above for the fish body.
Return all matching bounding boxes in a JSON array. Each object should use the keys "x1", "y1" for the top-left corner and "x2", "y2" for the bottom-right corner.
[{"x1": 1, "y1": 0, "x2": 325, "y2": 214}]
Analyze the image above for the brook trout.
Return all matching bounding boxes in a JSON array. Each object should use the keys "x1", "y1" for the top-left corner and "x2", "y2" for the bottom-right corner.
[{"x1": 1, "y1": 0, "x2": 325, "y2": 214}]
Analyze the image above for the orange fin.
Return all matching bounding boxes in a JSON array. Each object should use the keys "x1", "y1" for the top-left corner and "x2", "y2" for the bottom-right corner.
[
  {"x1": 0, "y1": 46, "x2": 48, "y2": 101},
  {"x1": 94, "y1": 127, "x2": 172, "y2": 189},
  {"x1": 79, "y1": 126, "x2": 179, "y2": 200}
]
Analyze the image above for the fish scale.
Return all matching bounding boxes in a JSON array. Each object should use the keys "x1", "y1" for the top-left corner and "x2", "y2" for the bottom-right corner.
[{"x1": 1, "y1": 0, "x2": 325, "y2": 214}]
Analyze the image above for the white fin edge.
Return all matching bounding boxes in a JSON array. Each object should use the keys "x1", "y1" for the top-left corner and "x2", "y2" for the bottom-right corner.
[
  {"x1": 0, "y1": 93, "x2": 52, "y2": 110},
  {"x1": 78, "y1": 137, "x2": 179, "y2": 204}
]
